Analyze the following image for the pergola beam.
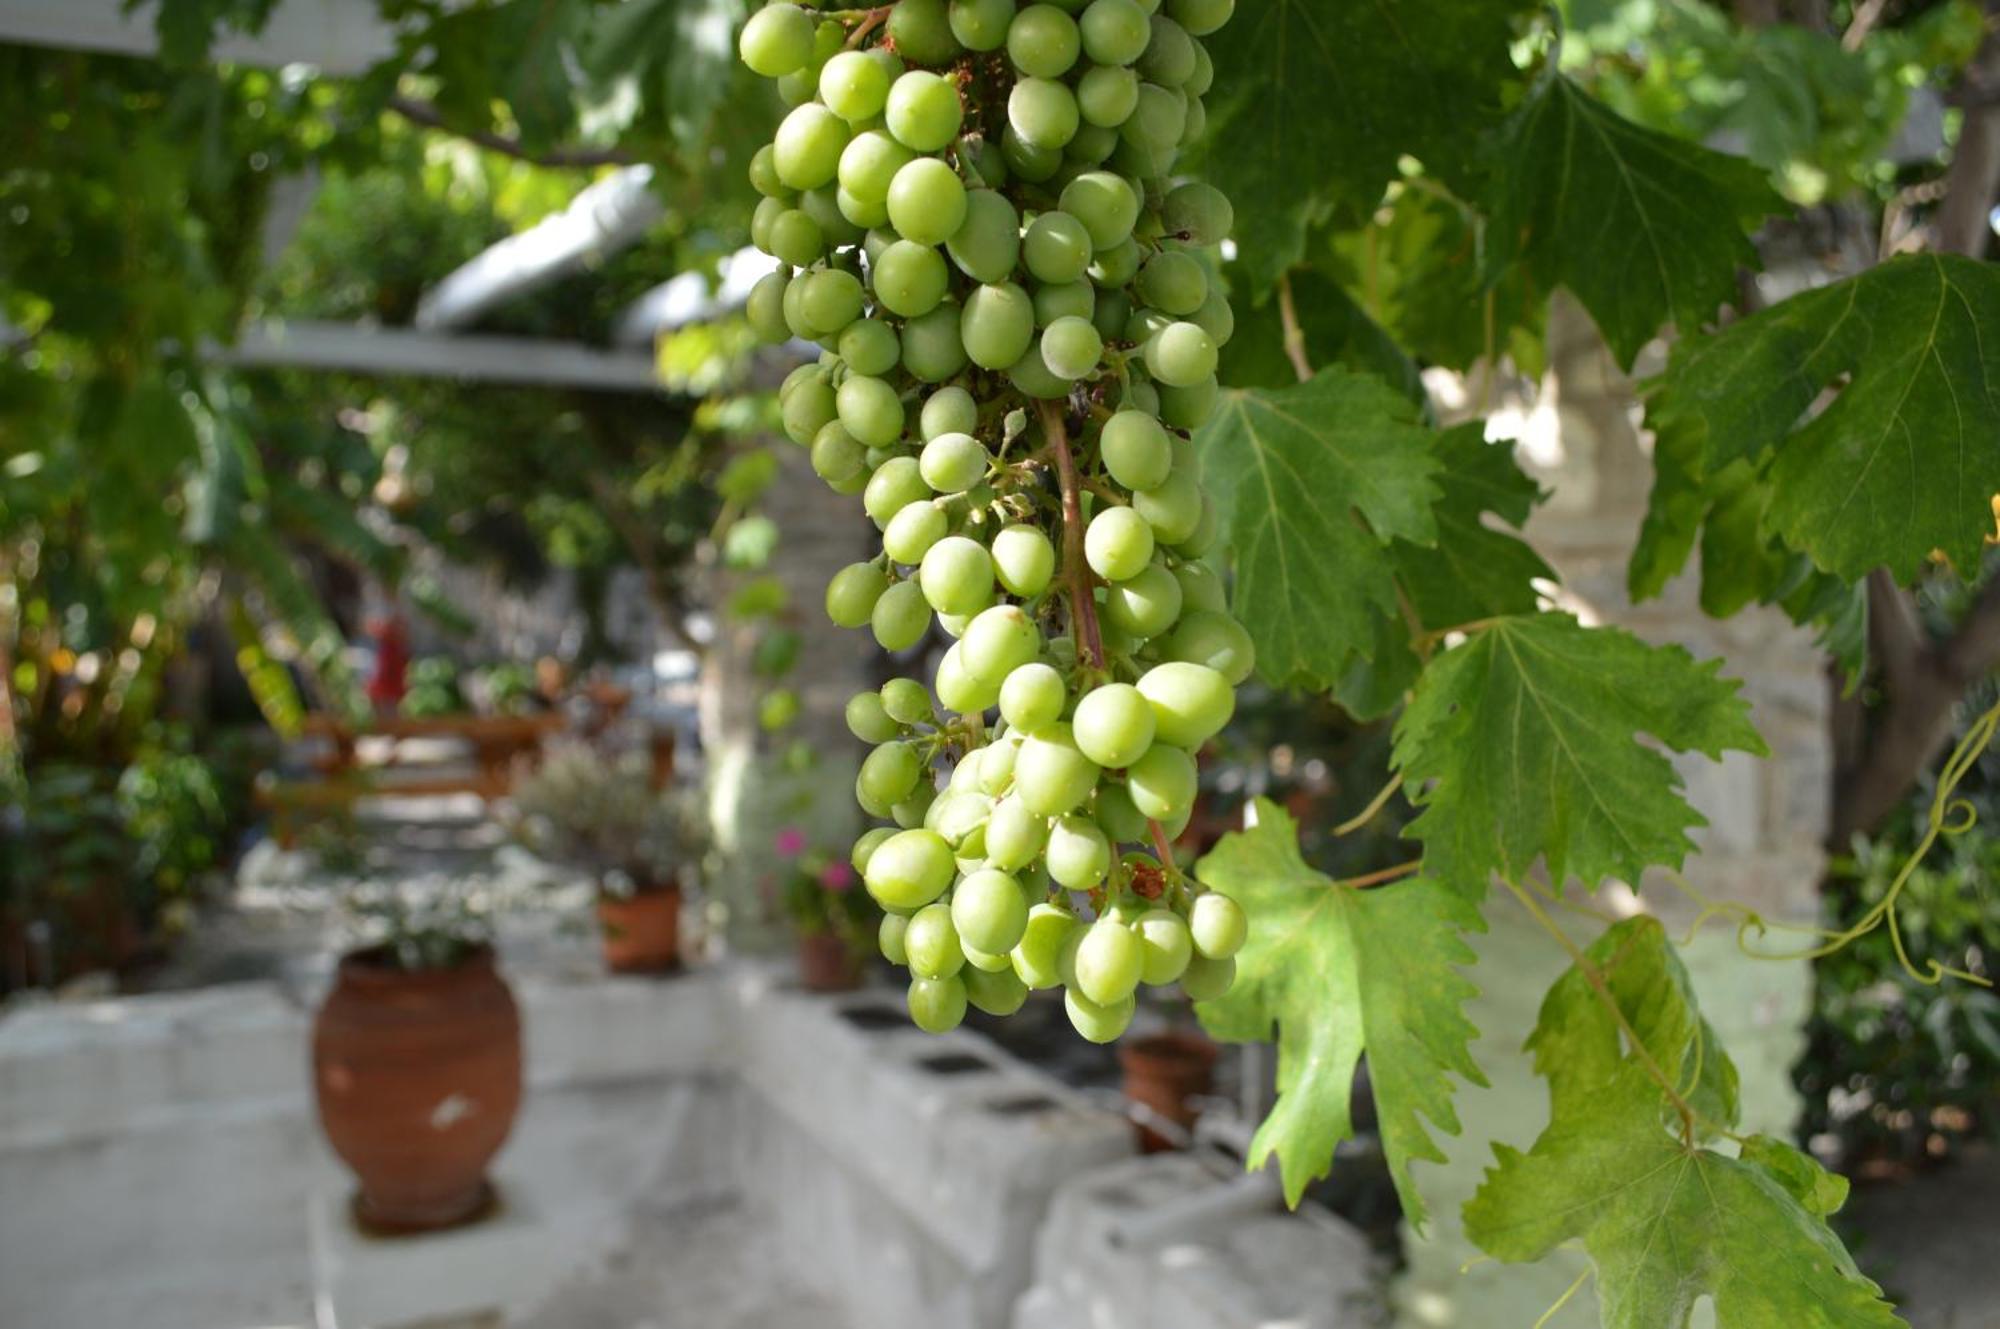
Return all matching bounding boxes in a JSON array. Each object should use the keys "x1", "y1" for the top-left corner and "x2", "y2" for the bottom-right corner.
[
  {"x1": 214, "y1": 320, "x2": 661, "y2": 392},
  {"x1": 0, "y1": 0, "x2": 394, "y2": 72}
]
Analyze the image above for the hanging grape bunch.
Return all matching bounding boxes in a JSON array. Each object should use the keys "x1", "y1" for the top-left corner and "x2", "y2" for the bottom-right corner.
[{"x1": 738, "y1": 0, "x2": 1248, "y2": 1042}]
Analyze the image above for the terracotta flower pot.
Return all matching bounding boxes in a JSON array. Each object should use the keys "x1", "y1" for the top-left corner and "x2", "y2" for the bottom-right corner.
[
  {"x1": 597, "y1": 883, "x2": 682, "y2": 974},
  {"x1": 1118, "y1": 1029, "x2": 1219, "y2": 1152},
  {"x1": 311, "y1": 946, "x2": 522, "y2": 1233},
  {"x1": 797, "y1": 931, "x2": 863, "y2": 992}
]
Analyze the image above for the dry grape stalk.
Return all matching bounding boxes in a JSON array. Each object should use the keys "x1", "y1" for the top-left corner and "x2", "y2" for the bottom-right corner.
[{"x1": 739, "y1": 0, "x2": 1247, "y2": 1041}]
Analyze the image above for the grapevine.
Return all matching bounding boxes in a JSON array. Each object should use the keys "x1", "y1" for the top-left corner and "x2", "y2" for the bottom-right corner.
[{"x1": 738, "y1": 0, "x2": 1249, "y2": 1041}]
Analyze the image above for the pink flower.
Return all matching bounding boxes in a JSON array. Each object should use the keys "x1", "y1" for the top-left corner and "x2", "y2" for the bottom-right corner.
[
  {"x1": 774, "y1": 827, "x2": 807, "y2": 858},
  {"x1": 819, "y1": 861, "x2": 856, "y2": 893}
]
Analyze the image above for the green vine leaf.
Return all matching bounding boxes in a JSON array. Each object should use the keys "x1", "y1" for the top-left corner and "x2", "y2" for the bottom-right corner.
[
  {"x1": 1196, "y1": 369, "x2": 1442, "y2": 692},
  {"x1": 1483, "y1": 73, "x2": 1782, "y2": 369},
  {"x1": 1466, "y1": 918, "x2": 1902, "y2": 1329},
  {"x1": 1387, "y1": 423, "x2": 1555, "y2": 631},
  {"x1": 1392, "y1": 615, "x2": 1767, "y2": 891},
  {"x1": 1645, "y1": 253, "x2": 2000, "y2": 581},
  {"x1": 1194, "y1": 800, "x2": 1485, "y2": 1223}
]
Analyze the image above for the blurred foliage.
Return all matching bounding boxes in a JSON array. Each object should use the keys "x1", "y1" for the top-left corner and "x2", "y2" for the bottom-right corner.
[{"x1": 509, "y1": 737, "x2": 698, "y2": 891}]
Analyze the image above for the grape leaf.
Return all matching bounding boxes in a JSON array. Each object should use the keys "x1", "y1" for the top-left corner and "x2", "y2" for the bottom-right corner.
[
  {"x1": 1388, "y1": 424, "x2": 1554, "y2": 631},
  {"x1": 1483, "y1": 73, "x2": 1782, "y2": 368},
  {"x1": 1218, "y1": 266, "x2": 1425, "y2": 405},
  {"x1": 1202, "y1": 0, "x2": 1535, "y2": 295},
  {"x1": 1645, "y1": 253, "x2": 2000, "y2": 581},
  {"x1": 1194, "y1": 800, "x2": 1485, "y2": 1224},
  {"x1": 1392, "y1": 614, "x2": 1766, "y2": 891},
  {"x1": 1465, "y1": 918, "x2": 1902, "y2": 1329},
  {"x1": 1195, "y1": 369, "x2": 1442, "y2": 693}
]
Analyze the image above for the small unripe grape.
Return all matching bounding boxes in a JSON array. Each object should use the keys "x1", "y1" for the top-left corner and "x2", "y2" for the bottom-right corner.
[
  {"x1": 962, "y1": 939, "x2": 1014, "y2": 972},
  {"x1": 839, "y1": 130, "x2": 916, "y2": 203},
  {"x1": 1126, "y1": 741, "x2": 1197, "y2": 820},
  {"x1": 1001, "y1": 125, "x2": 1064, "y2": 181},
  {"x1": 1137, "y1": 660, "x2": 1235, "y2": 747},
  {"x1": 977, "y1": 735, "x2": 1021, "y2": 795},
  {"x1": 919, "y1": 536, "x2": 997, "y2": 615},
  {"x1": 908, "y1": 974, "x2": 969, "y2": 1032},
  {"x1": 1166, "y1": 0, "x2": 1232, "y2": 37},
  {"x1": 1173, "y1": 561, "x2": 1228, "y2": 613},
  {"x1": 1137, "y1": 13, "x2": 1196, "y2": 85},
  {"x1": 746, "y1": 270, "x2": 791, "y2": 343},
  {"x1": 1015, "y1": 723, "x2": 1101, "y2": 815},
  {"x1": 1179, "y1": 952, "x2": 1235, "y2": 1001},
  {"x1": 881, "y1": 677, "x2": 934, "y2": 725},
  {"x1": 949, "y1": 0, "x2": 1016, "y2": 49},
  {"x1": 853, "y1": 826, "x2": 898, "y2": 877},
  {"x1": 1011, "y1": 903, "x2": 1076, "y2": 988},
  {"x1": 799, "y1": 266, "x2": 865, "y2": 333},
  {"x1": 1040, "y1": 315, "x2": 1104, "y2": 380},
  {"x1": 1023, "y1": 210, "x2": 1094, "y2": 284},
  {"x1": 865, "y1": 828, "x2": 956, "y2": 910},
  {"x1": 953, "y1": 867, "x2": 1031, "y2": 953},
  {"x1": 921, "y1": 385, "x2": 980, "y2": 440},
  {"x1": 1136, "y1": 907, "x2": 1193, "y2": 984},
  {"x1": 1085, "y1": 505, "x2": 1156, "y2": 582},
  {"x1": 887, "y1": 0, "x2": 966, "y2": 65},
  {"x1": 1072, "y1": 682, "x2": 1157, "y2": 768},
  {"x1": 902, "y1": 302, "x2": 971, "y2": 381},
  {"x1": 1077, "y1": 64, "x2": 1140, "y2": 127},
  {"x1": 774, "y1": 103, "x2": 849, "y2": 190},
  {"x1": 1073, "y1": 916, "x2": 1142, "y2": 1005},
  {"x1": 965, "y1": 964, "x2": 1029, "y2": 1016},
  {"x1": 1064, "y1": 987, "x2": 1135, "y2": 1042},
  {"x1": 1088, "y1": 235, "x2": 1142, "y2": 286},
  {"x1": 1143, "y1": 321, "x2": 1218, "y2": 386},
  {"x1": 767, "y1": 208, "x2": 824, "y2": 266},
  {"x1": 860, "y1": 740, "x2": 924, "y2": 808},
  {"x1": 961, "y1": 604, "x2": 1042, "y2": 684},
  {"x1": 819, "y1": 50, "x2": 892, "y2": 122},
  {"x1": 887, "y1": 156, "x2": 969, "y2": 244},
  {"x1": 1067, "y1": 122, "x2": 1119, "y2": 164},
  {"x1": 826, "y1": 561, "x2": 889, "y2": 627},
  {"x1": 882, "y1": 500, "x2": 948, "y2": 564},
  {"x1": 936, "y1": 641, "x2": 1003, "y2": 713},
  {"x1": 1162, "y1": 609, "x2": 1255, "y2": 684},
  {"x1": 1009, "y1": 77, "x2": 1081, "y2": 149},
  {"x1": 1059, "y1": 171, "x2": 1140, "y2": 249},
  {"x1": 838, "y1": 375, "x2": 905, "y2": 448},
  {"x1": 1137, "y1": 251, "x2": 1207, "y2": 316},
  {"x1": 1190, "y1": 891, "x2": 1248, "y2": 959},
  {"x1": 1134, "y1": 470, "x2": 1203, "y2": 543},
  {"x1": 947, "y1": 189, "x2": 1023, "y2": 283},
  {"x1": 1007, "y1": 3, "x2": 1081, "y2": 77},
  {"x1": 1190, "y1": 282, "x2": 1235, "y2": 347},
  {"x1": 1157, "y1": 374, "x2": 1219, "y2": 431},
  {"x1": 739, "y1": 3, "x2": 816, "y2": 77},
  {"x1": 985, "y1": 795, "x2": 1051, "y2": 870},
  {"x1": 962, "y1": 282, "x2": 1038, "y2": 369},
  {"x1": 749, "y1": 145, "x2": 786, "y2": 198},
  {"x1": 1045, "y1": 815, "x2": 1112, "y2": 888},
  {"x1": 1161, "y1": 180, "x2": 1233, "y2": 245},
  {"x1": 905, "y1": 901, "x2": 966, "y2": 979},
  {"x1": 872, "y1": 240, "x2": 951, "y2": 317},
  {"x1": 886, "y1": 70, "x2": 965, "y2": 151},
  {"x1": 928, "y1": 787, "x2": 993, "y2": 846},
  {"x1": 1099, "y1": 410, "x2": 1171, "y2": 490},
  {"x1": 1080, "y1": 0, "x2": 1149, "y2": 63},
  {"x1": 992, "y1": 524, "x2": 1057, "y2": 596},
  {"x1": 839, "y1": 318, "x2": 900, "y2": 376},
  {"x1": 895, "y1": 785, "x2": 938, "y2": 829},
  {"x1": 879, "y1": 911, "x2": 910, "y2": 964},
  {"x1": 1093, "y1": 781, "x2": 1150, "y2": 843},
  {"x1": 846, "y1": 690, "x2": 901, "y2": 744},
  {"x1": 1035, "y1": 280, "x2": 1096, "y2": 326},
  {"x1": 1000, "y1": 661, "x2": 1068, "y2": 733},
  {"x1": 871, "y1": 579, "x2": 932, "y2": 651},
  {"x1": 1010, "y1": 338, "x2": 1071, "y2": 399},
  {"x1": 1186, "y1": 39, "x2": 1214, "y2": 95},
  {"x1": 782, "y1": 376, "x2": 837, "y2": 446},
  {"x1": 920, "y1": 432, "x2": 988, "y2": 492}
]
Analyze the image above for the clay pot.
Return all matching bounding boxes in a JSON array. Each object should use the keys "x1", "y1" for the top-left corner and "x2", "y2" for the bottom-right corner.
[
  {"x1": 311, "y1": 946, "x2": 523, "y2": 1233},
  {"x1": 797, "y1": 931, "x2": 864, "y2": 992},
  {"x1": 596, "y1": 883, "x2": 682, "y2": 974},
  {"x1": 1119, "y1": 1029, "x2": 1219, "y2": 1152}
]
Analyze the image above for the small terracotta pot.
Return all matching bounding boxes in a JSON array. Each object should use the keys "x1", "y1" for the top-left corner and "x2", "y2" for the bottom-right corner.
[
  {"x1": 797, "y1": 932, "x2": 863, "y2": 992},
  {"x1": 312, "y1": 946, "x2": 522, "y2": 1233},
  {"x1": 1119, "y1": 1029, "x2": 1219, "y2": 1152},
  {"x1": 597, "y1": 883, "x2": 682, "y2": 974}
]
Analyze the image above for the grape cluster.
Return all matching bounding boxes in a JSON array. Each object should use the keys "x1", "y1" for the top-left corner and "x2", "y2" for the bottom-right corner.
[{"x1": 739, "y1": 0, "x2": 1248, "y2": 1043}]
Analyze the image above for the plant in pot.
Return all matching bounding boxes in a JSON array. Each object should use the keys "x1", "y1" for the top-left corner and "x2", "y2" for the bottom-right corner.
[
  {"x1": 312, "y1": 879, "x2": 522, "y2": 1234},
  {"x1": 510, "y1": 739, "x2": 694, "y2": 974},
  {"x1": 1119, "y1": 996, "x2": 1223, "y2": 1154},
  {"x1": 775, "y1": 828, "x2": 877, "y2": 992}
]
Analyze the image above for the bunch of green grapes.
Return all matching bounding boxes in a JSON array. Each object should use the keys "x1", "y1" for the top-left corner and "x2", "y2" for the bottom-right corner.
[{"x1": 739, "y1": 0, "x2": 1248, "y2": 1043}]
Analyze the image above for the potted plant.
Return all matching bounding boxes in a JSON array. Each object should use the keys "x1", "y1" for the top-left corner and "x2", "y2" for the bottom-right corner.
[
  {"x1": 1118, "y1": 1002, "x2": 1222, "y2": 1153},
  {"x1": 775, "y1": 828, "x2": 876, "y2": 992},
  {"x1": 510, "y1": 739, "x2": 693, "y2": 974},
  {"x1": 312, "y1": 880, "x2": 522, "y2": 1233}
]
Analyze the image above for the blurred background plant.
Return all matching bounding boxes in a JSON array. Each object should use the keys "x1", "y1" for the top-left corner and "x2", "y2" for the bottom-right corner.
[
  {"x1": 509, "y1": 739, "x2": 695, "y2": 896},
  {"x1": 773, "y1": 828, "x2": 876, "y2": 952}
]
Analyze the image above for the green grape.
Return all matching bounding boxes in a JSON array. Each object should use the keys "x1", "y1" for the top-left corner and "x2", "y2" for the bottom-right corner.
[
  {"x1": 949, "y1": 0, "x2": 1016, "y2": 49},
  {"x1": 860, "y1": 740, "x2": 924, "y2": 807},
  {"x1": 1143, "y1": 320, "x2": 1216, "y2": 386},
  {"x1": 819, "y1": 48, "x2": 892, "y2": 121},
  {"x1": 1178, "y1": 952, "x2": 1234, "y2": 1001},
  {"x1": 1023, "y1": 210, "x2": 1094, "y2": 283},
  {"x1": 1085, "y1": 505, "x2": 1156, "y2": 582},
  {"x1": 1071, "y1": 682, "x2": 1156, "y2": 768},
  {"x1": 839, "y1": 317, "x2": 900, "y2": 375},
  {"x1": 1007, "y1": 3, "x2": 1081, "y2": 77},
  {"x1": 1122, "y1": 82, "x2": 1186, "y2": 151},
  {"x1": 1010, "y1": 337, "x2": 1072, "y2": 399},
  {"x1": 1066, "y1": 122, "x2": 1120, "y2": 165},
  {"x1": 962, "y1": 939, "x2": 1013, "y2": 972},
  {"x1": 1160, "y1": 180, "x2": 1233, "y2": 244},
  {"x1": 894, "y1": 784, "x2": 939, "y2": 829},
  {"x1": 871, "y1": 579, "x2": 932, "y2": 651},
  {"x1": 853, "y1": 826, "x2": 898, "y2": 876},
  {"x1": 1126, "y1": 741, "x2": 1196, "y2": 820},
  {"x1": 837, "y1": 185, "x2": 889, "y2": 229},
  {"x1": 919, "y1": 387, "x2": 978, "y2": 441},
  {"x1": 774, "y1": 103, "x2": 849, "y2": 189},
  {"x1": 1099, "y1": 410, "x2": 1171, "y2": 490},
  {"x1": 999, "y1": 661, "x2": 1068, "y2": 732},
  {"x1": 1088, "y1": 235, "x2": 1142, "y2": 286},
  {"x1": 901, "y1": 302, "x2": 971, "y2": 381},
  {"x1": 929, "y1": 787, "x2": 993, "y2": 845},
  {"x1": 961, "y1": 282, "x2": 1038, "y2": 369},
  {"x1": 750, "y1": 148, "x2": 787, "y2": 201},
  {"x1": 847, "y1": 690, "x2": 902, "y2": 744},
  {"x1": 1034, "y1": 280, "x2": 1096, "y2": 326},
  {"x1": 872, "y1": 239, "x2": 950, "y2": 317},
  {"x1": 908, "y1": 974, "x2": 969, "y2": 1032},
  {"x1": 1040, "y1": 315, "x2": 1103, "y2": 379},
  {"x1": 739, "y1": 3, "x2": 816, "y2": 77},
  {"x1": 746, "y1": 270, "x2": 792, "y2": 343},
  {"x1": 1080, "y1": 0, "x2": 1149, "y2": 63},
  {"x1": 1009, "y1": 77, "x2": 1081, "y2": 149},
  {"x1": 985, "y1": 795, "x2": 1050, "y2": 869},
  {"x1": 887, "y1": 156, "x2": 969, "y2": 244},
  {"x1": 839, "y1": 129, "x2": 915, "y2": 203},
  {"x1": 1092, "y1": 288, "x2": 1133, "y2": 342},
  {"x1": 952, "y1": 867, "x2": 1030, "y2": 952},
  {"x1": 1137, "y1": 660, "x2": 1234, "y2": 747},
  {"x1": 965, "y1": 964, "x2": 1029, "y2": 1016},
  {"x1": 947, "y1": 189, "x2": 1022, "y2": 283},
  {"x1": 782, "y1": 375, "x2": 838, "y2": 445},
  {"x1": 885, "y1": 71, "x2": 964, "y2": 151},
  {"x1": 1015, "y1": 723, "x2": 1101, "y2": 815},
  {"x1": 1185, "y1": 39, "x2": 1213, "y2": 95},
  {"x1": 1001, "y1": 126, "x2": 1064, "y2": 181},
  {"x1": 882, "y1": 677, "x2": 934, "y2": 725},
  {"x1": 775, "y1": 67, "x2": 818, "y2": 107},
  {"x1": 919, "y1": 535, "x2": 996, "y2": 615},
  {"x1": 825, "y1": 561, "x2": 889, "y2": 627},
  {"x1": 1156, "y1": 374, "x2": 1218, "y2": 430},
  {"x1": 1136, "y1": 251, "x2": 1207, "y2": 315},
  {"x1": 837, "y1": 375, "x2": 905, "y2": 447},
  {"x1": 1093, "y1": 780, "x2": 1150, "y2": 843},
  {"x1": 960, "y1": 604, "x2": 1042, "y2": 684},
  {"x1": 799, "y1": 266, "x2": 865, "y2": 332},
  {"x1": 1190, "y1": 282, "x2": 1235, "y2": 347},
  {"x1": 1134, "y1": 908, "x2": 1192, "y2": 984},
  {"x1": 1137, "y1": 14, "x2": 1196, "y2": 85},
  {"x1": 1172, "y1": 560, "x2": 1227, "y2": 613},
  {"x1": 1189, "y1": 891, "x2": 1247, "y2": 959},
  {"x1": 1012, "y1": 903, "x2": 1077, "y2": 988},
  {"x1": 1161, "y1": 609, "x2": 1254, "y2": 683},
  {"x1": 879, "y1": 911, "x2": 911, "y2": 964},
  {"x1": 1077, "y1": 64, "x2": 1140, "y2": 127},
  {"x1": 767, "y1": 209, "x2": 824, "y2": 267},
  {"x1": 1073, "y1": 915, "x2": 1142, "y2": 1004},
  {"x1": 1059, "y1": 171, "x2": 1140, "y2": 249},
  {"x1": 882, "y1": 499, "x2": 948, "y2": 563},
  {"x1": 920, "y1": 431, "x2": 988, "y2": 492},
  {"x1": 1064, "y1": 987, "x2": 1135, "y2": 1042},
  {"x1": 1102, "y1": 562, "x2": 1183, "y2": 638},
  {"x1": 1166, "y1": 0, "x2": 1232, "y2": 36},
  {"x1": 865, "y1": 828, "x2": 956, "y2": 910},
  {"x1": 936, "y1": 641, "x2": 1003, "y2": 713},
  {"x1": 1045, "y1": 815, "x2": 1112, "y2": 887},
  {"x1": 887, "y1": 0, "x2": 966, "y2": 65},
  {"x1": 991, "y1": 525, "x2": 1057, "y2": 596},
  {"x1": 1124, "y1": 303, "x2": 1174, "y2": 345},
  {"x1": 1134, "y1": 469, "x2": 1202, "y2": 542},
  {"x1": 1179, "y1": 95, "x2": 1207, "y2": 144},
  {"x1": 905, "y1": 901, "x2": 967, "y2": 978},
  {"x1": 977, "y1": 735, "x2": 1020, "y2": 795}
]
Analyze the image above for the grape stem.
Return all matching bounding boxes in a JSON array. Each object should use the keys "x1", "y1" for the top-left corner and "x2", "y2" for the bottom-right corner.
[
  {"x1": 1277, "y1": 271, "x2": 1314, "y2": 384},
  {"x1": 840, "y1": 6, "x2": 890, "y2": 47},
  {"x1": 1147, "y1": 819, "x2": 1178, "y2": 871},
  {"x1": 1040, "y1": 399, "x2": 1106, "y2": 672},
  {"x1": 1339, "y1": 859, "x2": 1422, "y2": 890}
]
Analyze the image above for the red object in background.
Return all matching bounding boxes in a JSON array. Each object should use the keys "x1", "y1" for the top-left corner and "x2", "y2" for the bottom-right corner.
[{"x1": 365, "y1": 612, "x2": 409, "y2": 714}]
